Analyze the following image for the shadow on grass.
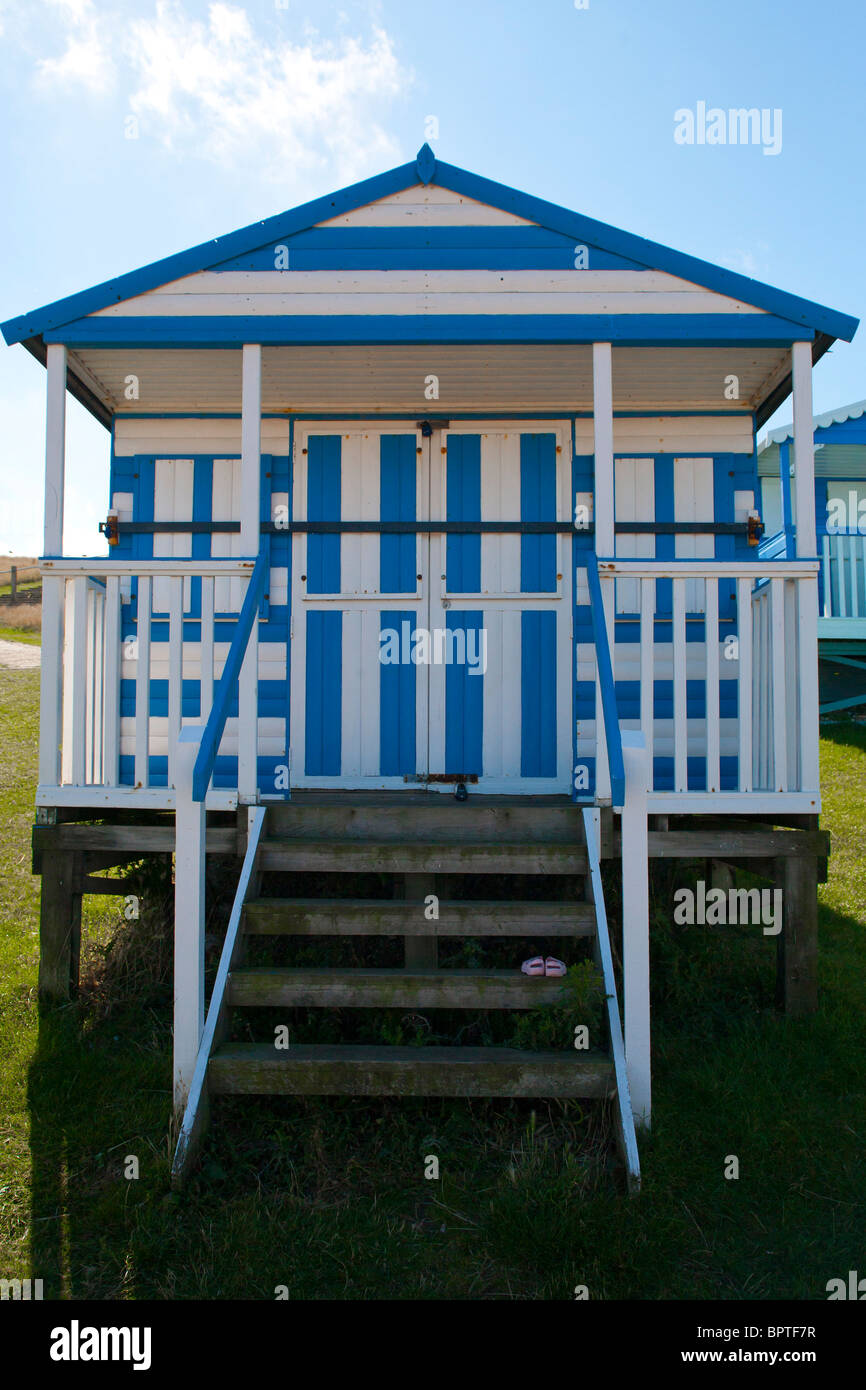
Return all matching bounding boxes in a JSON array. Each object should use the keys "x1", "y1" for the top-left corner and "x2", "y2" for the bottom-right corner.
[
  {"x1": 26, "y1": 857, "x2": 866, "y2": 1300},
  {"x1": 817, "y1": 718, "x2": 866, "y2": 754}
]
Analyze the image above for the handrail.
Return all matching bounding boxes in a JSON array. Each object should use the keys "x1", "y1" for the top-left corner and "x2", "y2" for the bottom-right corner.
[
  {"x1": 193, "y1": 548, "x2": 268, "y2": 802},
  {"x1": 585, "y1": 558, "x2": 625, "y2": 809},
  {"x1": 582, "y1": 808, "x2": 640, "y2": 1192},
  {"x1": 171, "y1": 805, "x2": 267, "y2": 1185}
]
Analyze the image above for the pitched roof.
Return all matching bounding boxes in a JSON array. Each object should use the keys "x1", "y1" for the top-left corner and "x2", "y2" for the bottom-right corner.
[
  {"x1": 759, "y1": 398, "x2": 866, "y2": 448},
  {"x1": 2, "y1": 145, "x2": 859, "y2": 348}
]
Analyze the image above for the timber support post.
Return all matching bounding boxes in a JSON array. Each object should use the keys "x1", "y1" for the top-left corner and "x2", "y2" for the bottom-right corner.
[
  {"x1": 38, "y1": 849, "x2": 83, "y2": 1006},
  {"x1": 775, "y1": 850, "x2": 819, "y2": 1016},
  {"x1": 403, "y1": 873, "x2": 438, "y2": 969}
]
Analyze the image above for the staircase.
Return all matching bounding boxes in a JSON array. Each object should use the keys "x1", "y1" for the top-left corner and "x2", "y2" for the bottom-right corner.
[{"x1": 173, "y1": 796, "x2": 640, "y2": 1191}]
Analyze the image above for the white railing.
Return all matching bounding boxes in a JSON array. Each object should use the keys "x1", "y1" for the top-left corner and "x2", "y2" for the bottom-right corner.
[
  {"x1": 60, "y1": 577, "x2": 106, "y2": 786},
  {"x1": 597, "y1": 559, "x2": 821, "y2": 812},
  {"x1": 820, "y1": 531, "x2": 866, "y2": 623},
  {"x1": 39, "y1": 557, "x2": 259, "y2": 808}
]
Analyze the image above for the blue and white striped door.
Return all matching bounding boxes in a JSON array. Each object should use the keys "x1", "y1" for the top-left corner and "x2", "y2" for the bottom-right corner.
[
  {"x1": 427, "y1": 426, "x2": 572, "y2": 793},
  {"x1": 290, "y1": 424, "x2": 571, "y2": 792}
]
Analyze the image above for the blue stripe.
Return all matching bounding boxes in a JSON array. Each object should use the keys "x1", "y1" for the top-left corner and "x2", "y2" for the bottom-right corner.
[
  {"x1": 306, "y1": 435, "x2": 341, "y2": 594},
  {"x1": 520, "y1": 433, "x2": 557, "y2": 591},
  {"x1": 445, "y1": 611, "x2": 483, "y2": 775},
  {"x1": 305, "y1": 610, "x2": 341, "y2": 775},
  {"x1": 379, "y1": 613, "x2": 416, "y2": 775},
  {"x1": 521, "y1": 610, "x2": 557, "y2": 776},
  {"x1": 380, "y1": 435, "x2": 417, "y2": 592},
  {"x1": 446, "y1": 436, "x2": 481, "y2": 591},
  {"x1": 43, "y1": 313, "x2": 815, "y2": 348},
  {"x1": 654, "y1": 456, "x2": 675, "y2": 615}
]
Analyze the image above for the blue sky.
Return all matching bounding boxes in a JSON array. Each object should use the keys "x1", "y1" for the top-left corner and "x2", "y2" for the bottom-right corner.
[{"x1": 1, "y1": 0, "x2": 864, "y2": 553}]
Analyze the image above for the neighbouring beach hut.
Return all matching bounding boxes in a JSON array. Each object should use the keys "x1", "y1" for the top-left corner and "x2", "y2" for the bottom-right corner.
[
  {"x1": 2, "y1": 146, "x2": 857, "y2": 1187},
  {"x1": 759, "y1": 400, "x2": 866, "y2": 713}
]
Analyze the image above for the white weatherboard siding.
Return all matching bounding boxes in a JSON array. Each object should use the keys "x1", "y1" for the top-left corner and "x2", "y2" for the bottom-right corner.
[
  {"x1": 113, "y1": 417, "x2": 291, "y2": 455},
  {"x1": 614, "y1": 458, "x2": 655, "y2": 613},
  {"x1": 674, "y1": 457, "x2": 715, "y2": 612},
  {"x1": 314, "y1": 184, "x2": 536, "y2": 226},
  {"x1": 153, "y1": 458, "x2": 193, "y2": 611},
  {"x1": 211, "y1": 458, "x2": 244, "y2": 611},
  {"x1": 113, "y1": 413, "x2": 755, "y2": 459},
  {"x1": 93, "y1": 269, "x2": 766, "y2": 318}
]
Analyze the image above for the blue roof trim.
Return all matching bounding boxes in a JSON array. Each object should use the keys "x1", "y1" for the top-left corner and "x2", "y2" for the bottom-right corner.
[
  {"x1": 2, "y1": 150, "x2": 858, "y2": 347},
  {"x1": 433, "y1": 159, "x2": 859, "y2": 343},
  {"x1": 43, "y1": 313, "x2": 813, "y2": 348},
  {"x1": 415, "y1": 142, "x2": 436, "y2": 184},
  {"x1": 1, "y1": 158, "x2": 421, "y2": 345}
]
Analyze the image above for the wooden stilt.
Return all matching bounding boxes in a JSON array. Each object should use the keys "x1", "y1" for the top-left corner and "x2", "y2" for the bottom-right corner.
[
  {"x1": 403, "y1": 873, "x2": 438, "y2": 969},
  {"x1": 710, "y1": 859, "x2": 735, "y2": 893},
  {"x1": 38, "y1": 850, "x2": 82, "y2": 1004},
  {"x1": 775, "y1": 852, "x2": 818, "y2": 1016}
]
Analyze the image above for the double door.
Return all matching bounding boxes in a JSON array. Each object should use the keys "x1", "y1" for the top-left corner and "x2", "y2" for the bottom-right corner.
[{"x1": 289, "y1": 421, "x2": 572, "y2": 792}]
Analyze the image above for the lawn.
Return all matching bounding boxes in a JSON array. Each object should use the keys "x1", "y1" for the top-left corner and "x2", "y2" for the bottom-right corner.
[{"x1": 0, "y1": 660, "x2": 864, "y2": 1300}]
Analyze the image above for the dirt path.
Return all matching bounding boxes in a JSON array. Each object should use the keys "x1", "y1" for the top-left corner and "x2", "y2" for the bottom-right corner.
[{"x1": 0, "y1": 638, "x2": 41, "y2": 670}]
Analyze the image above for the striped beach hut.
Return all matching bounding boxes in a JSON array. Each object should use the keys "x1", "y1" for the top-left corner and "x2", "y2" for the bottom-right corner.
[{"x1": 2, "y1": 145, "x2": 858, "y2": 1186}]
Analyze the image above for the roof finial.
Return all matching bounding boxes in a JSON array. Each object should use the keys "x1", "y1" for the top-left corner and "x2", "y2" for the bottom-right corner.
[{"x1": 416, "y1": 142, "x2": 436, "y2": 185}]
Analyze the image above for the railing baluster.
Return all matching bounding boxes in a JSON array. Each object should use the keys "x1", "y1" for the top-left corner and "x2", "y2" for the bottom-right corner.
[
  {"x1": 798, "y1": 576, "x2": 820, "y2": 793},
  {"x1": 704, "y1": 577, "x2": 720, "y2": 794},
  {"x1": 736, "y1": 577, "x2": 753, "y2": 793},
  {"x1": 135, "y1": 576, "x2": 152, "y2": 789},
  {"x1": 821, "y1": 534, "x2": 831, "y2": 615},
  {"x1": 168, "y1": 578, "x2": 183, "y2": 787},
  {"x1": 200, "y1": 576, "x2": 214, "y2": 723},
  {"x1": 69, "y1": 576, "x2": 88, "y2": 786},
  {"x1": 755, "y1": 589, "x2": 767, "y2": 790},
  {"x1": 93, "y1": 588, "x2": 104, "y2": 782},
  {"x1": 837, "y1": 536, "x2": 848, "y2": 617},
  {"x1": 672, "y1": 579, "x2": 687, "y2": 793},
  {"x1": 238, "y1": 572, "x2": 258, "y2": 801},
  {"x1": 849, "y1": 534, "x2": 860, "y2": 619},
  {"x1": 103, "y1": 577, "x2": 120, "y2": 786},
  {"x1": 639, "y1": 578, "x2": 654, "y2": 790},
  {"x1": 594, "y1": 574, "x2": 611, "y2": 802},
  {"x1": 770, "y1": 577, "x2": 787, "y2": 791},
  {"x1": 784, "y1": 580, "x2": 799, "y2": 787}
]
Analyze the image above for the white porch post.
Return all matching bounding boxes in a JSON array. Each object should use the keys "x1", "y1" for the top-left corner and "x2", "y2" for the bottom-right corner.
[
  {"x1": 239, "y1": 344, "x2": 262, "y2": 800},
  {"x1": 791, "y1": 341, "x2": 820, "y2": 792},
  {"x1": 174, "y1": 725, "x2": 206, "y2": 1112},
  {"x1": 39, "y1": 344, "x2": 67, "y2": 787},
  {"x1": 592, "y1": 342, "x2": 615, "y2": 556},
  {"x1": 791, "y1": 342, "x2": 817, "y2": 558},
  {"x1": 593, "y1": 342, "x2": 615, "y2": 802},
  {"x1": 621, "y1": 730, "x2": 651, "y2": 1127},
  {"x1": 240, "y1": 344, "x2": 262, "y2": 553}
]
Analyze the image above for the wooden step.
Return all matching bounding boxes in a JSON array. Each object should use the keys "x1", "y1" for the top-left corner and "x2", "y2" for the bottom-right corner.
[
  {"x1": 257, "y1": 839, "x2": 587, "y2": 875},
  {"x1": 227, "y1": 967, "x2": 574, "y2": 1009},
  {"x1": 209, "y1": 1043, "x2": 615, "y2": 1098},
  {"x1": 243, "y1": 897, "x2": 595, "y2": 936},
  {"x1": 265, "y1": 800, "x2": 584, "y2": 845}
]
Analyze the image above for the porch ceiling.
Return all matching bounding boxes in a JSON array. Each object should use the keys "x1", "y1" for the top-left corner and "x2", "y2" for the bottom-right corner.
[{"x1": 68, "y1": 342, "x2": 788, "y2": 422}]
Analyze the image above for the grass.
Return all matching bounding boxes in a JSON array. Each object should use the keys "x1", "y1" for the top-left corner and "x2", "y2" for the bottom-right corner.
[
  {"x1": 0, "y1": 664, "x2": 864, "y2": 1299},
  {"x1": 0, "y1": 605, "x2": 42, "y2": 637}
]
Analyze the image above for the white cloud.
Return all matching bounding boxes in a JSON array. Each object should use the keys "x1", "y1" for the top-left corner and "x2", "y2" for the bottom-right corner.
[
  {"x1": 37, "y1": 0, "x2": 117, "y2": 94},
  {"x1": 29, "y1": 0, "x2": 409, "y2": 182}
]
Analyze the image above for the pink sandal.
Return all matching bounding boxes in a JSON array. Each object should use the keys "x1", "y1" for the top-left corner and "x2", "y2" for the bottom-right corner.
[
  {"x1": 521, "y1": 956, "x2": 545, "y2": 976},
  {"x1": 545, "y1": 956, "x2": 567, "y2": 977}
]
